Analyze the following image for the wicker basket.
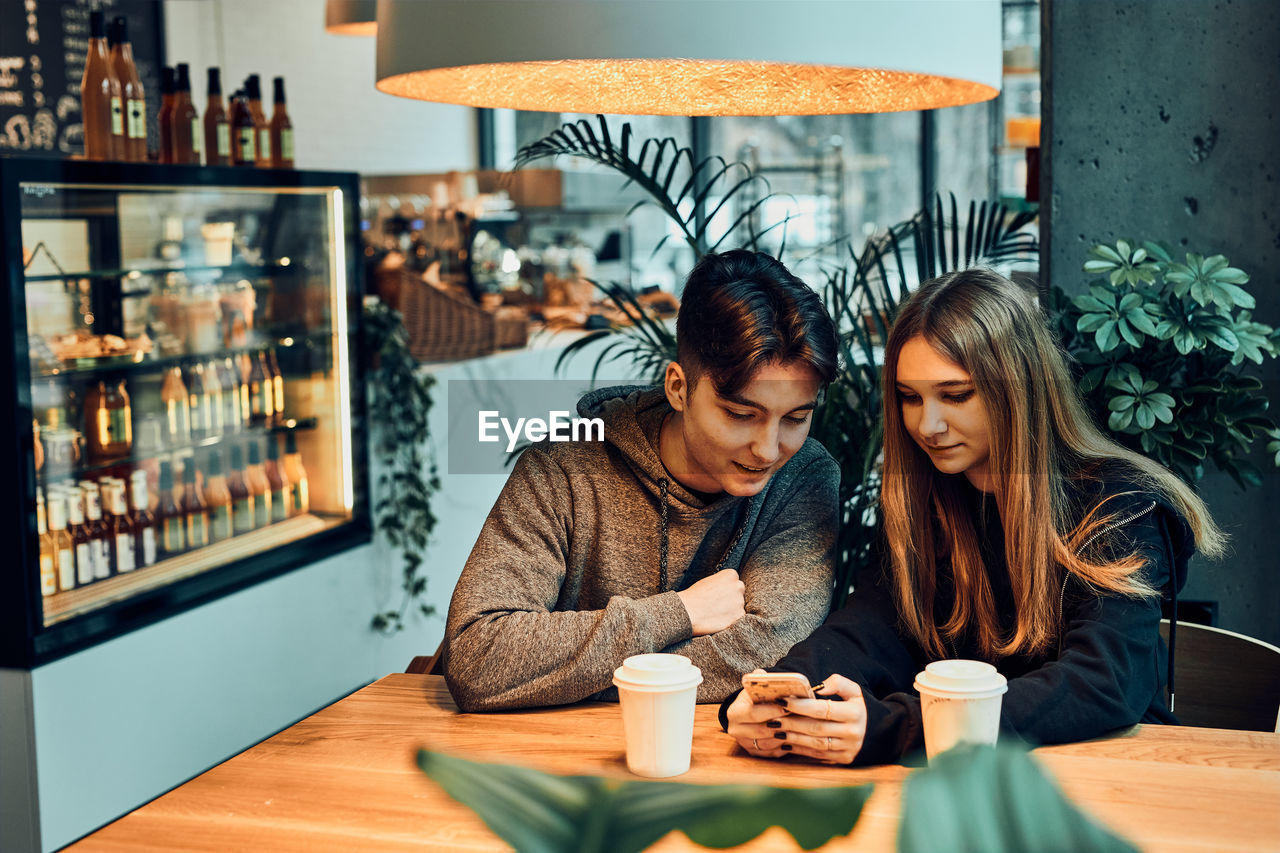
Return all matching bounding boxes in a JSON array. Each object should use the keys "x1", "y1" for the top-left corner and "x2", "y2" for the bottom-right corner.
[{"x1": 396, "y1": 270, "x2": 496, "y2": 362}]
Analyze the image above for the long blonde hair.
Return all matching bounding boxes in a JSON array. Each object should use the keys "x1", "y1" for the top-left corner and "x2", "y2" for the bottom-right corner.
[{"x1": 880, "y1": 269, "x2": 1225, "y2": 658}]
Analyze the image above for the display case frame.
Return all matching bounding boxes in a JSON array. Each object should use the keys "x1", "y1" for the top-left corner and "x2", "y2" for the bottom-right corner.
[{"x1": 0, "y1": 156, "x2": 370, "y2": 668}]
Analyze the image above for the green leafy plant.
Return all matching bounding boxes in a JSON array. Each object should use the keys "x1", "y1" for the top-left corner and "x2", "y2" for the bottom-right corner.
[
  {"x1": 898, "y1": 744, "x2": 1138, "y2": 853},
  {"x1": 363, "y1": 298, "x2": 441, "y2": 633},
  {"x1": 417, "y1": 744, "x2": 1137, "y2": 853},
  {"x1": 1050, "y1": 240, "x2": 1280, "y2": 487}
]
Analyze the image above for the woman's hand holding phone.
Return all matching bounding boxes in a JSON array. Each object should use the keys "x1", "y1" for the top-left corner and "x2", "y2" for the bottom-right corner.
[{"x1": 727, "y1": 670, "x2": 868, "y2": 765}]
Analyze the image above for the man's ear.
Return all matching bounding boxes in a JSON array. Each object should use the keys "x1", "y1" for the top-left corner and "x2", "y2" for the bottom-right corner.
[{"x1": 664, "y1": 361, "x2": 688, "y2": 412}]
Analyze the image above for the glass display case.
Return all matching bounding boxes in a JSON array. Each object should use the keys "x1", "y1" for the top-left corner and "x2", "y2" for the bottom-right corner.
[{"x1": 0, "y1": 157, "x2": 368, "y2": 667}]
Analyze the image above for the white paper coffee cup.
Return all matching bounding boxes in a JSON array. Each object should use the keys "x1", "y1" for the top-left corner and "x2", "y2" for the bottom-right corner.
[
  {"x1": 612, "y1": 653, "x2": 702, "y2": 778},
  {"x1": 914, "y1": 659, "x2": 1008, "y2": 761}
]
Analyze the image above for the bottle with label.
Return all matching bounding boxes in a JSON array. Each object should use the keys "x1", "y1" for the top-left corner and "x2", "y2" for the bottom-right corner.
[
  {"x1": 203, "y1": 359, "x2": 226, "y2": 435},
  {"x1": 237, "y1": 353, "x2": 255, "y2": 428},
  {"x1": 81, "y1": 9, "x2": 124, "y2": 160},
  {"x1": 161, "y1": 366, "x2": 191, "y2": 447},
  {"x1": 85, "y1": 379, "x2": 133, "y2": 463},
  {"x1": 248, "y1": 351, "x2": 274, "y2": 426},
  {"x1": 283, "y1": 432, "x2": 309, "y2": 515},
  {"x1": 129, "y1": 470, "x2": 158, "y2": 568},
  {"x1": 171, "y1": 63, "x2": 202, "y2": 165},
  {"x1": 203, "y1": 67, "x2": 231, "y2": 166},
  {"x1": 187, "y1": 362, "x2": 217, "y2": 441},
  {"x1": 246, "y1": 441, "x2": 271, "y2": 529},
  {"x1": 68, "y1": 488, "x2": 93, "y2": 586},
  {"x1": 157, "y1": 66, "x2": 176, "y2": 164},
  {"x1": 244, "y1": 75, "x2": 272, "y2": 168},
  {"x1": 204, "y1": 450, "x2": 233, "y2": 543},
  {"x1": 265, "y1": 435, "x2": 291, "y2": 522},
  {"x1": 108, "y1": 16, "x2": 146, "y2": 162},
  {"x1": 37, "y1": 491, "x2": 57, "y2": 597},
  {"x1": 217, "y1": 356, "x2": 244, "y2": 433},
  {"x1": 270, "y1": 76, "x2": 293, "y2": 168},
  {"x1": 181, "y1": 461, "x2": 209, "y2": 550},
  {"x1": 107, "y1": 480, "x2": 136, "y2": 573},
  {"x1": 157, "y1": 460, "x2": 185, "y2": 557},
  {"x1": 266, "y1": 349, "x2": 286, "y2": 425},
  {"x1": 48, "y1": 490, "x2": 77, "y2": 592},
  {"x1": 230, "y1": 90, "x2": 256, "y2": 167},
  {"x1": 80, "y1": 481, "x2": 113, "y2": 581},
  {"x1": 228, "y1": 444, "x2": 255, "y2": 535}
]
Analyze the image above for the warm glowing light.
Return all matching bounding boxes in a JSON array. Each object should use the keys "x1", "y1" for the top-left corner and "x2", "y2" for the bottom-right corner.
[
  {"x1": 376, "y1": 0, "x2": 1002, "y2": 116},
  {"x1": 325, "y1": 0, "x2": 375, "y2": 36},
  {"x1": 377, "y1": 60, "x2": 998, "y2": 117}
]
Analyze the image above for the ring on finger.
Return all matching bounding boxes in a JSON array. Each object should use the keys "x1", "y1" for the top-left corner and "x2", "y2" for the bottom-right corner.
[
  {"x1": 753, "y1": 738, "x2": 760, "y2": 750},
  {"x1": 826, "y1": 736, "x2": 833, "y2": 750}
]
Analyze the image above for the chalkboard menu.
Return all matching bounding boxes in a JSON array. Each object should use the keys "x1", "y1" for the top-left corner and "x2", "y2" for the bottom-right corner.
[{"x1": 0, "y1": 0, "x2": 164, "y2": 159}]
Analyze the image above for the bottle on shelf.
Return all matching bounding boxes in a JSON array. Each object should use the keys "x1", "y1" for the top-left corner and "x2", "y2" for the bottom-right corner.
[
  {"x1": 37, "y1": 491, "x2": 57, "y2": 597},
  {"x1": 106, "y1": 480, "x2": 136, "y2": 574},
  {"x1": 270, "y1": 76, "x2": 293, "y2": 168},
  {"x1": 85, "y1": 379, "x2": 133, "y2": 464},
  {"x1": 246, "y1": 441, "x2": 271, "y2": 528},
  {"x1": 217, "y1": 356, "x2": 244, "y2": 434},
  {"x1": 171, "y1": 63, "x2": 202, "y2": 165},
  {"x1": 47, "y1": 490, "x2": 76, "y2": 592},
  {"x1": 265, "y1": 435, "x2": 291, "y2": 523},
  {"x1": 236, "y1": 353, "x2": 254, "y2": 429},
  {"x1": 228, "y1": 444, "x2": 255, "y2": 535},
  {"x1": 161, "y1": 366, "x2": 191, "y2": 447},
  {"x1": 246, "y1": 352, "x2": 272, "y2": 426},
  {"x1": 157, "y1": 66, "x2": 176, "y2": 164},
  {"x1": 157, "y1": 460, "x2": 185, "y2": 557},
  {"x1": 129, "y1": 470, "x2": 158, "y2": 568},
  {"x1": 244, "y1": 74, "x2": 271, "y2": 168},
  {"x1": 204, "y1": 359, "x2": 226, "y2": 435},
  {"x1": 108, "y1": 16, "x2": 146, "y2": 162},
  {"x1": 266, "y1": 349, "x2": 286, "y2": 425},
  {"x1": 230, "y1": 90, "x2": 256, "y2": 167},
  {"x1": 68, "y1": 487, "x2": 93, "y2": 587},
  {"x1": 181, "y1": 461, "x2": 210, "y2": 550},
  {"x1": 204, "y1": 450, "x2": 233, "y2": 543},
  {"x1": 187, "y1": 362, "x2": 218, "y2": 441},
  {"x1": 80, "y1": 481, "x2": 113, "y2": 581},
  {"x1": 283, "y1": 432, "x2": 309, "y2": 515},
  {"x1": 81, "y1": 9, "x2": 124, "y2": 161},
  {"x1": 203, "y1": 67, "x2": 231, "y2": 167}
]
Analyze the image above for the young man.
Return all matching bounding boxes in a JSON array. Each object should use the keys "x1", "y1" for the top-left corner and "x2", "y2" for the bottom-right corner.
[{"x1": 442, "y1": 249, "x2": 841, "y2": 711}]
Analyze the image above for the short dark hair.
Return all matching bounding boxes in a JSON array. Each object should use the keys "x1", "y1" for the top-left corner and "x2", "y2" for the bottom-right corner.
[{"x1": 675, "y1": 249, "x2": 838, "y2": 396}]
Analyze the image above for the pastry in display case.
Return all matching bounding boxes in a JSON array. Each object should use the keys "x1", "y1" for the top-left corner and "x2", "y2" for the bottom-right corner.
[{"x1": 0, "y1": 157, "x2": 368, "y2": 666}]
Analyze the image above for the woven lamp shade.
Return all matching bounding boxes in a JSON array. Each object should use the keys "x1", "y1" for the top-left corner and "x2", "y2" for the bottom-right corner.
[{"x1": 375, "y1": 0, "x2": 1001, "y2": 116}]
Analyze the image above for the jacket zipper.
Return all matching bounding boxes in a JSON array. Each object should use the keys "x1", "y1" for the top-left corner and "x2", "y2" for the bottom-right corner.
[{"x1": 1059, "y1": 500, "x2": 1158, "y2": 619}]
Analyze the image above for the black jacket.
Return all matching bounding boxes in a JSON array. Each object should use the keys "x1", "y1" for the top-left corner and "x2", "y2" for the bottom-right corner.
[{"x1": 720, "y1": 471, "x2": 1193, "y2": 765}]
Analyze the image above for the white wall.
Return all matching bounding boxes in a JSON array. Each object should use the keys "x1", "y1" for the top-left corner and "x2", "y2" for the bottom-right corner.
[{"x1": 162, "y1": 0, "x2": 476, "y2": 174}]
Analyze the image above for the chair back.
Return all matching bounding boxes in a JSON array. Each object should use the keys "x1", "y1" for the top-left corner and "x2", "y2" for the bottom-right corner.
[{"x1": 1160, "y1": 620, "x2": 1280, "y2": 732}]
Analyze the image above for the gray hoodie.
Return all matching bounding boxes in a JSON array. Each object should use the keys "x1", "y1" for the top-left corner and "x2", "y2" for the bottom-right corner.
[{"x1": 442, "y1": 385, "x2": 839, "y2": 711}]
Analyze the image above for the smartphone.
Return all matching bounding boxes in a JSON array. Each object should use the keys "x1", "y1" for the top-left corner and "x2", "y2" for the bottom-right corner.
[{"x1": 741, "y1": 672, "x2": 816, "y2": 703}]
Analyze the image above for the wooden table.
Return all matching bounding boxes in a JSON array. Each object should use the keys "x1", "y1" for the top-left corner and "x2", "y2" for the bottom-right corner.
[{"x1": 69, "y1": 674, "x2": 1280, "y2": 852}]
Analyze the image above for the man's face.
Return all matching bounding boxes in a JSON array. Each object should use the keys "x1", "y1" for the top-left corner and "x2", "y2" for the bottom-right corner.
[{"x1": 663, "y1": 359, "x2": 822, "y2": 497}]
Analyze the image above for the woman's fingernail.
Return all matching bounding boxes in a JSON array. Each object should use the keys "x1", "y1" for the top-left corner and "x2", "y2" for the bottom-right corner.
[
  {"x1": 773, "y1": 732, "x2": 787, "y2": 740},
  {"x1": 781, "y1": 744, "x2": 793, "y2": 751},
  {"x1": 777, "y1": 699, "x2": 788, "y2": 707},
  {"x1": 765, "y1": 720, "x2": 782, "y2": 728}
]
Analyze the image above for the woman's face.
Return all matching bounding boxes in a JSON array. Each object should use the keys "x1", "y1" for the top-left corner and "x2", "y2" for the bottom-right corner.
[{"x1": 895, "y1": 335, "x2": 993, "y2": 492}]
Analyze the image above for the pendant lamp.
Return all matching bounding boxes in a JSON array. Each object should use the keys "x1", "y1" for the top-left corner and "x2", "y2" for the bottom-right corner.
[
  {"x1": 375, "y1": 0, "x2": 1001, "y2": 116},
  {"x1": 326, "y1": 0, "x2": 377, "y2": 36}
]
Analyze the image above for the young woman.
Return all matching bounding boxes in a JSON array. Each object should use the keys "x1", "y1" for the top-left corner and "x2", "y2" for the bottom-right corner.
[{"x1": 723, "y1": 268, "x2": 1225, "y2": 765}]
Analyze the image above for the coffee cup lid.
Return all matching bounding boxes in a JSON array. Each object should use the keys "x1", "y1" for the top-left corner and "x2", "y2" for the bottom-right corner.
[
  {"x1": 613, "y1": 653, "x2": 702, "y2": 692},
  {"x1": 914, "y1": 659, "x2": 1008, "y2": 699}
]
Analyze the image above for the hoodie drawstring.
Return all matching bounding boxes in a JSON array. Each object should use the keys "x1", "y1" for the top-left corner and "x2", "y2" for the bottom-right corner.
[{"x1": 659, "y1": 479, "x2": 669, "y2": 591}]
